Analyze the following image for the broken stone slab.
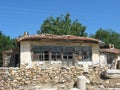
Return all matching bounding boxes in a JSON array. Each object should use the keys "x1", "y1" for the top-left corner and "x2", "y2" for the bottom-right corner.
[{"x1": 105, "y1": 69, "x2": 120, "y2": 78}]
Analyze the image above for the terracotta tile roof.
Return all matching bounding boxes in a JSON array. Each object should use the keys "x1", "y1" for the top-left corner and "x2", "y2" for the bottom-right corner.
[
  {"x1": 16, "y1": 34, "x2": 99, "y2": 43},
  {"x1": 100, "y1": 48, "x2": 120, "y2": 54}
]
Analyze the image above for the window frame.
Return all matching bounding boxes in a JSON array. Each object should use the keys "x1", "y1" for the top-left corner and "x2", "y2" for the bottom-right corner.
[{"x1": 32, "y1": 45, "x2": 92, "y2": 62}]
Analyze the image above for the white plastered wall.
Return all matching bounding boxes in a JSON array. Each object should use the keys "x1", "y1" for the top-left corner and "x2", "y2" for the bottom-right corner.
[
  {"x1": 99, "y1": 53, "x2": 107, "y2": 67},
  {"x1": 92, "y1": 44, "x2": 100, "y2": 65},
  {"x1": 20, "y1": 41, "x2": 32, "y2": 67}
]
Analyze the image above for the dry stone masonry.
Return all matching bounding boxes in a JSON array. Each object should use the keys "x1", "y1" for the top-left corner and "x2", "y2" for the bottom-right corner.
[{"x1": 0, "y1": 64, "x2": 120, "y2": 90}]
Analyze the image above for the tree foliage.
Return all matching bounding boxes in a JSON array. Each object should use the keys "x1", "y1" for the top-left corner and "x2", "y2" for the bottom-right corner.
[
  {"x1": 90, "y1": 28, "x2": 120, "y2": 49},
  {"x1": 0, "y1": 31, "x2": 17, "y2": 66},
  {"x1": 37, "y1": 13, "x2": 87, "y2": 36}
]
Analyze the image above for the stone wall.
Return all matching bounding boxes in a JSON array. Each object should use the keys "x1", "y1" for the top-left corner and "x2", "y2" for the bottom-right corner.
[
  {"x1": 0, "y1": 65, "x2": 83, "y2": 90},
  {"x1": 0, "y1": 65, "x2": 120, "y2": 90}
]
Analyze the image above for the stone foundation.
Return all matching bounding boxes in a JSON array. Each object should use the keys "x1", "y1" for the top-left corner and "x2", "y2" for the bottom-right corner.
[
  {"x1": 0, "y1": 65, "x2": 120, "y2": 90},
  {"x1": 0, "y1": 65, "x2": 83, "y2": 90}
]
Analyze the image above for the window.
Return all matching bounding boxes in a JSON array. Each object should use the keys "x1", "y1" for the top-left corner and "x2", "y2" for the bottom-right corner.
[
  {"x1": 63, "y1": 52, "x2": 73, "y2": 60},
  {"x1": 33, "y1": 50, "x2": 49, "y2": 61},
  {"x1": 51, "y1": 51, "x2": 61, "y2": 61},
  {"x1": 63, "y1": 47, "x2": 73, "y2": 60},
  {"x1": 82, "y1": 46, "x2": 92, "y2": 61},
  {"x1": 74, "y1": 47, "x2": 82, "y2": 61},
  {"x1": 32, "y1": 45, "x2": 49, "y2": 61},
  {"x1": 32, "y1": 45, "x2": 92, "y2": 62},
  {"x1": 51, "y1": 46, "x2": 61, "y2": 61}
]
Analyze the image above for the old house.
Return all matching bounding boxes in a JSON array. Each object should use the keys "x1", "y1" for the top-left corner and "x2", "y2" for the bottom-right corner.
[
  {"x1": 100, "y1": 44, "x2": 120, "y2": 67},
  {"x1": 2, "y1": 32, "x2": 103, "y2": 68},
  {"x1": 13, "y1": 32, "x2": 102, "y2": 68}
]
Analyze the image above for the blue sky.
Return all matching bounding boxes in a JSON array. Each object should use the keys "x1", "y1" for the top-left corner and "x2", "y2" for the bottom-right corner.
[{"x1": 0, "y1": 0, "x2": 120, "y2": 38}]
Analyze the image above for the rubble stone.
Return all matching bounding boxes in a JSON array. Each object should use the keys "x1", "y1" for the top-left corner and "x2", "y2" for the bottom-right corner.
[{"x1": 0, "y1": 64, "x2": 120, "y2": 90}]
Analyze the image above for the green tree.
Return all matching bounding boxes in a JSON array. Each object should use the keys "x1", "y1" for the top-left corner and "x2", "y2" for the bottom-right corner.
[
  {"x1": 90, "y1": 28, "x2": 120, "y2": 49},
  {"x1": 0, "y1": 31, "x2": 17, "y2": 66},
  {"x1": 37, "y1": 13, "x2": 87, "y2": 36}
]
